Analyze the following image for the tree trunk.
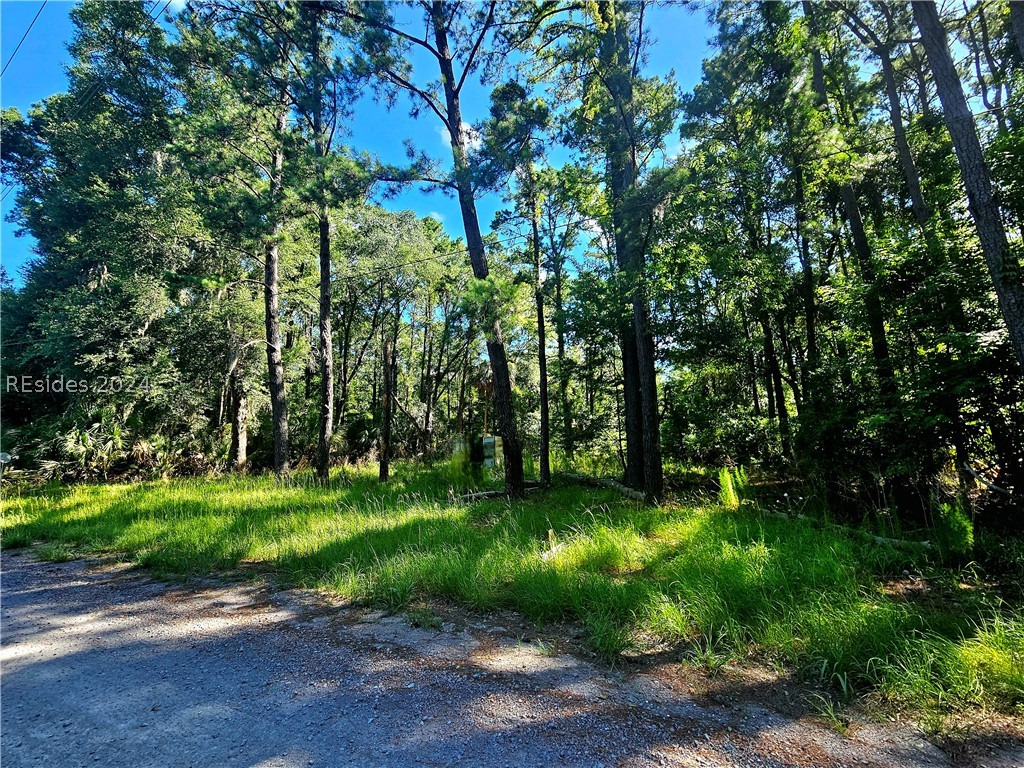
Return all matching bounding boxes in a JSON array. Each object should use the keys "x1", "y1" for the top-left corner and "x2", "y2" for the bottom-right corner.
[
  {"x1": 913, "y1": 0, "x2": 1024, "y2": 375},
  {"x1": 529, "y1": 178, "x2": 551, "y2": 485},
  {"x1": 307, "y1": 6, "x2": 334, "y2": 483},
  {"x1": 265, "y1": 103, "x2": 290, "y2": 477},
  {"x1": 794, "y1": 165, "x2": 818, "y2": 408},
  {"x1": 761, "y1": 313, "x2": 791, "y2": 458},
  {"x1": 869, "y1": 32, "x2": 976, "y2": 489},
  {"x1": 597, "y1": 1, "x2": 662, "y2": 500},
  {"x1": 430, "y1": 2, "x2": 525, "y2": 497},
  {"x1": 336, "y1": 322, "x2": 350, "y2": 436},
  {"x1": 777, "y1": 312, "x2": 803, "y2": 414},
  {"x1": 740, "y1": 301, "x2": 762, "y2": 418},
  {"x1": 841, "y1": 190, "x2": 898, "y2": 400},
  {"x1": 316, "y1": 206, "x2": 334, "y2": 482},
  {"x1": 553, "y1": 262, "x2": 572, "y2": 458},
  {"x1": 619, "y1": 330, "x2": 644, "y2": 488},
  {"x1": 379, "y1": 316, "x2": 398, "y2": 483},
  {"x1": 1011, "y1": 0, "x2": 1024, "y2": 63},
  {"x1": 634, "y1": 292, "x2": 663, "y2": 499},
  {"x1": 879, "y1": 51, "x2": 938, "y2": 247},
  {"x1": 304, "y1": 347, "x2": 315, "y2": 399},
  {"x1": 804, "y1": 1, "x2": 897, "y2": 402},
  {"x1": 456, "y1": 324, "x2": 471, "y2": 432},
  {"x1": 229, "y1": 374, "x2": 248, "y2": 472},
  {"x1": 875, "y1": 32, "x2": 969, "y2": 324}
]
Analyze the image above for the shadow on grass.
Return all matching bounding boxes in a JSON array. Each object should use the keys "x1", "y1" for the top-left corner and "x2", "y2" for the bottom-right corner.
[{"x1": 2, "y1": 468, "x2": 1021, "y2": 712}]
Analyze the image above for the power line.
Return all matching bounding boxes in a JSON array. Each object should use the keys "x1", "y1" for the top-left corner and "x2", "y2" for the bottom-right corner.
[
  {"x1": 0, "y1": 98, "x2": 1008, "y2": 352},
  {"x1": 1, "y1": 103, "x2": 1005, "y2": 315},
  {"x1": 0, "y1": 0, "x2": 173, "y2": 205},
  {"x1": 0, "y1": 1, "x2": 47, "y2": 79}
]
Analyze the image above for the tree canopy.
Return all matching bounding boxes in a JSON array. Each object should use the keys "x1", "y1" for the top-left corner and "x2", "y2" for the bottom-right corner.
[{"x1": 2, "y1": 0, "x2": 1022, "y2": 530}]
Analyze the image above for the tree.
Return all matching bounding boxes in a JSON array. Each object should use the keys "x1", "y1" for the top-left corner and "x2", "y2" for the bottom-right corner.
[
  {"x1": 175, "y1": 1, "x2": 304, "y2": 476},
  {"x1": 912, "y1": 0, "x2": 1024, "y2": 376},
  {"x1": 483, "y1": 81, "x2": 552, "y2": 485},
  {"x1": 337, "y1": 0, "x2": 526, "y2": 496},
  {"x1": 537, "y1": 166, "x2": 599, "y2": 461},
  {"x1": 804, "y1": 1, "x2": 897, "y2": 404},
  {"x1": 1011, "y1": 1, "x2": 1024, "y2": 63},
  {"x1": 0, "y1": 1, "x2": 210, "y2": 462},
  {"x1": 512, "y1": 0, "x2": 679, "y2": 500},
  {"x1": 288, "y1": 2, "x2": 369, "y2": 482}
]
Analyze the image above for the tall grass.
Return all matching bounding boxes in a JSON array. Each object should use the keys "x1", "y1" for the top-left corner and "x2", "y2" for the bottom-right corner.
[
  {"x1": 2, "y1": 464, "x2": 1020, "y2": 713},
  {"x1": 717, "y1": 466, "x2": 750, "y2": 510}
]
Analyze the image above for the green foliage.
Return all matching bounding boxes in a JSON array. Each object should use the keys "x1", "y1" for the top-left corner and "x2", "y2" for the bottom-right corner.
[
  {"x1": 0, "y1": 8, "x2": 1019, "y2": 742},
  {"x1": 718, "y1": 466, "x2": 750, "y2": 511},
  {"x1": 932, "y1": 501, "x2": 975, "y2": 563},
  {"x1": 3, "y1": 465, "x2": 1021, "y2": 712},
  {"x1": 880, "y1": 615, "x2": 1024, "y2": 712},
  {"x1": 1, "y1": 0, "x2": 1021, "y2": 659},
  {"x1": 406, "y1": 606, "x2": 443, "y2": 630}
]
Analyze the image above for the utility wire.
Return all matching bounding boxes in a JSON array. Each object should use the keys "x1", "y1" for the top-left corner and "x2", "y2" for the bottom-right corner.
[
  {"x1": 0, "y1": 102, "x2": 1007, "y2": 332},
  {"x1": 0, "y1": 97, "x2": 1009, "y2": 354},
  {"x1": 0, "y1": 1, "x2": 47, "y2": 79},
  {"x1": 0, "y1": 0, "x2": 172, "y2": 204}
]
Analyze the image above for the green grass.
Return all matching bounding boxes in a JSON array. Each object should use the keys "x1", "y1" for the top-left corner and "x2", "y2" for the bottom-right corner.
[{"x1": 2, "y1": 463, "x2": 1021, "y2": 714}]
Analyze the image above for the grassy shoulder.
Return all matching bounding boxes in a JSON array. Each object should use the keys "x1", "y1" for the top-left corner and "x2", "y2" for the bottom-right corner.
[{"x1": 2, "y1": 463, "x2": 1021, "y2": 718}]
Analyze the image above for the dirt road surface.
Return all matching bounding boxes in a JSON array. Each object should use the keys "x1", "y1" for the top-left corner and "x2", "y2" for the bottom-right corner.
[{"x1": 0, "y1": 552, "x2": 1009, "y2": 767}]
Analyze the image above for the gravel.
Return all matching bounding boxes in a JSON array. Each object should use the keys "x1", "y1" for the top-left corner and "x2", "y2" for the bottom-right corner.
[{"x1": 1, "y1": 551, "x2": 962, "y2": 767}]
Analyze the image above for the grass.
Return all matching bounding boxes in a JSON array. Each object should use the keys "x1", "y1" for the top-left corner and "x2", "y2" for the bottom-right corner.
[
  {"x1": 808, "y1": 692, "x2": 851, "y2": 734},
  {"x1": 2, "y1": 462, "x2": 1021, "y2": 715},
  {"x1": 406, "y1": 605, "x2": 443, "y2": 630}
]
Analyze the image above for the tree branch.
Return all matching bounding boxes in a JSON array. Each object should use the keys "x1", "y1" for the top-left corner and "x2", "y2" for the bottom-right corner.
[{"x1": 456, "y1": 0, "x2": 496, "y2": 95}]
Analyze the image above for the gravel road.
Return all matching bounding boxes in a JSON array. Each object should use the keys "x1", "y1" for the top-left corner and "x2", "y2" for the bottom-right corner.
[{"x1": 0, "y1": 551, "x2": 1004, "y2": 767}]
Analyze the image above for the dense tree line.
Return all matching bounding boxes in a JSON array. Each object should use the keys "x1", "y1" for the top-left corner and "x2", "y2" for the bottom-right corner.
[{"x1": 1, "y1": 1, "x2": 1021, "y2": 530}]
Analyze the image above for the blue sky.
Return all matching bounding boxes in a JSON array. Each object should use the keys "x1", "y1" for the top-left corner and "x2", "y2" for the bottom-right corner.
[{"x1": 1, "y1": 1, "x2": 714, "y2": 286}]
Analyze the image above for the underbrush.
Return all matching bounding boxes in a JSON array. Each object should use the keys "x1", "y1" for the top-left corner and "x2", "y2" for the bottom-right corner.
[{"x1": 2, "y1": 463, "x2": 1020, "y2": 715}]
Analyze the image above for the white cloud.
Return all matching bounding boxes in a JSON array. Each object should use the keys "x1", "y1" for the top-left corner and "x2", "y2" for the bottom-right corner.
[
  {"x1": 437, "y1": 122, "x2": 482, "y2": 152},
  {"x1": 427, "y1": 211, "x2": 445, "y2": 223},
  {"x1": 583, "y1": 216, "x2": 604, "y2": 237}
]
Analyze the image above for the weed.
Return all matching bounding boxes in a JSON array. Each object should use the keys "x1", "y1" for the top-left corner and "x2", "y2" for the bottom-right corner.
[
  {"x1": 535, "y1": 638, "x2": 559, "y2": 656},
  {"x1": 407, "y1": 606, "x2": 443, "y2": 630},
  {"x1": 808, "y1": 692, "x2": 850, "y2": 735},
  {"x1": 684, "y1": 627, "x2": 732, "y2": 676},
  {"x1": 2, "y1": 463, "x2": 1021, "y2": 713},
  {"x1": 932, "y1": 500, "x2": 974, "y2": 563},
  {"x1": 718, "y1": 466, "x2": 749, "y2": 510}
]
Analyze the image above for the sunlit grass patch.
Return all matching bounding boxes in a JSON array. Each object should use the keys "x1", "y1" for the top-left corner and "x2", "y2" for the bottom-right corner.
[
  {"x1": 2, "y1": 464, "x2": 1021, "y2": 713},
  {"x1": 880, "y1": 616, "x2": 1024, "y2": 712}
]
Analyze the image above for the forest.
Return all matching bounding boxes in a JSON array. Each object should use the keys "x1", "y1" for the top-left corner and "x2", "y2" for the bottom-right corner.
[{"x1": 1, "y1": 0, "x2": 1024, "y2": 733}]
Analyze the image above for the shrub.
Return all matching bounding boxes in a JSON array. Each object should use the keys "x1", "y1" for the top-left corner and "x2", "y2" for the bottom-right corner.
[{"x1": 933, "y1": 500, "x2": 974, "y2": 562}]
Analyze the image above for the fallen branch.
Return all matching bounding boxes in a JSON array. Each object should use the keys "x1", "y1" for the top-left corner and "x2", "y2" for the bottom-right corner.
[
  {"x1": 766, "y1": 511, "x2": 932, "y2": 551},
  {"x1": 560, "y1": 473, "x2": 646, "y2": 502},
  {"x1": 458, "y1": 489, "x2": 507, "y2": 502},
  {"x1": 457, "y1": 484, "x2": 542, "y2": 503},
  {"x1": 963, "y1": 462, "x2": 1010, "y2": 495}
]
